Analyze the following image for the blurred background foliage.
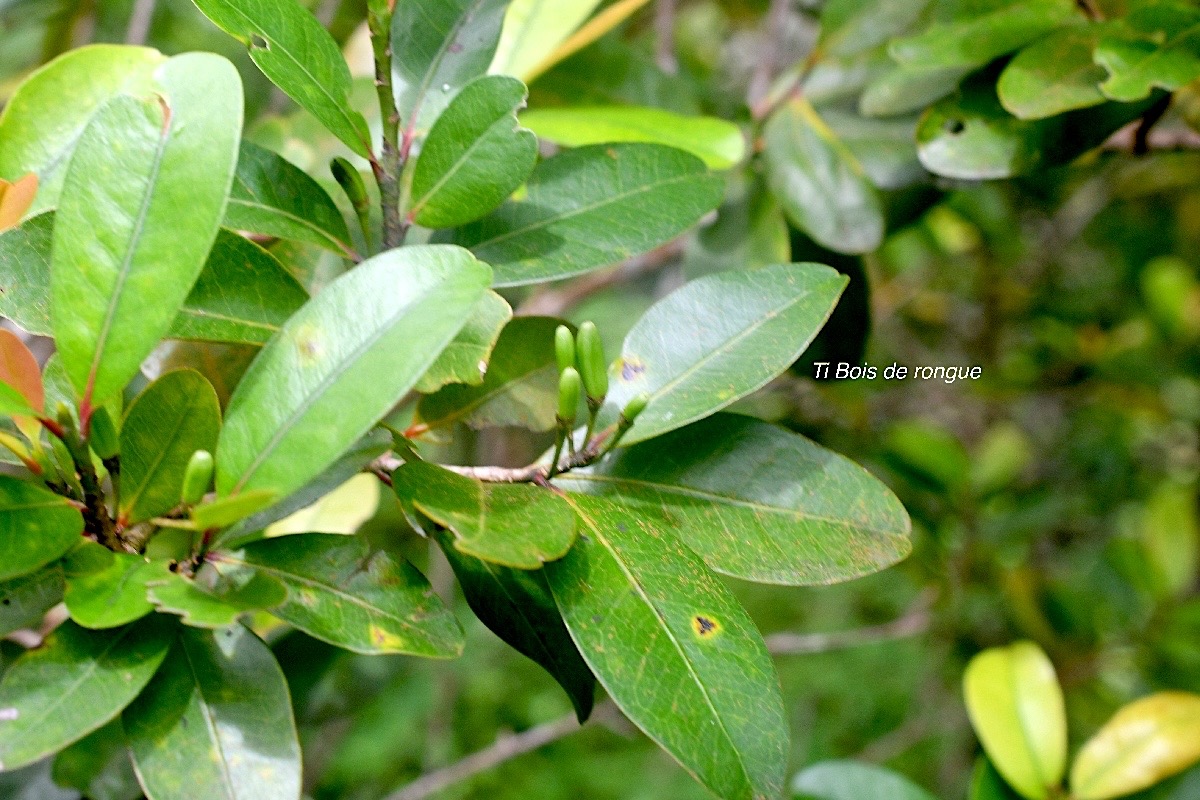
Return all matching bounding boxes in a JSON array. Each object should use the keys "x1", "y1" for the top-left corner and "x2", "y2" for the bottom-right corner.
[{"x1": 1, "y1": 0, "x2": 1198, "y2": 799}]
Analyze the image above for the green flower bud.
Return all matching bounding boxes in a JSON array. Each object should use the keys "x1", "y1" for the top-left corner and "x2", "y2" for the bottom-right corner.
[
  {"x1": 557, "y1": 367, "x2": 582, "y2": 428},
  {"x1": 88, "y1": 407, "x2": 119, "y2": 459},
  {"x1": 620, "y1": 393, "x2": 649, "y2": 425},
  {"x1": 181, "y1": 450, "x2": 215, "y2": 506},
  {"x1": 555, "y1": 325, "x2": 576, "y2": 374},
  {"x1": 575, "y1": 321, "x2": 608, "y2": 403}
]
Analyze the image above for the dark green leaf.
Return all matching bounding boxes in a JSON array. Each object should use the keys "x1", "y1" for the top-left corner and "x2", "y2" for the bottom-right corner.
[
  {"x1": 792, "y1": 760, "x2": 937, "y2": 800},
  {"x1": 416, "y1": 291, "x2": 512, "y2": 393},
  {"x1": 0, "y1": 475, "x2": 84, "y2": 582},
  {"x1": 970, "y1": 758, "x2": 1024, "y2": 800},
  {"x1": 51, "y1": 721, "x2": 141, "y2": 800},
  {"x1": 191, "y1": 0, "x2": 371, "y2": 157},
  {"x1": 453, "y1": 143, "x2": 724, "y2": 286},
  {"x1": 546, "y1": 495, "x2": 789, "y2": 800},
  {"x1": 599, "y1": 263, "x2": 847, "y2": 446},
  {"x1": 123, "y1": 626, "x2": 301, "y2": 800},
  {"x1": 557, "y1": 414, "x2": 911, "y2": 585},
  {"x1": 395, "y1": 462, "x2": 576, "y2": 568},
  {"x1": 221, "y1": 533, "x2": 464, "y2": 656},
  {"x1": 997, "y1": 23, "x2": 1114, "y2": 119},
  {"x1": 439, "y1": 538, "x2": 595, "y2": 721},
  {"x1": 409, "y1": 75, "x2": 538, "y2": 229},
  {"x1": 0, "y1": 212, "x2": 53, "y2": 335},
  {"x1": 215, "y1": 245, "x2": 490, "y2": 501},
  {"x1": 0, "y1": 566, "x2": 64, "y2": 638},
  {"x1": 63, "y1": 542, "x2": 163, "y2": 629},
  {"x1": 0, "y1": 616, "x2": 173, "y2": 771},
  {"x1": 1095, "y1": 3, "x2": 1200, "y2": 102}
]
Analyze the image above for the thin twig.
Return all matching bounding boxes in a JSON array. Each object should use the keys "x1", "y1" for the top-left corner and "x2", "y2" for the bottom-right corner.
[
  {"x1": 516, "y1": 240, "x2": 685, "y2": 318},
  {"x1": 764, "y1": 591, "x2": 934, "y2": 655},
  {"x1": 124, "y1": 0, "x2": 156, "y2": 45}
]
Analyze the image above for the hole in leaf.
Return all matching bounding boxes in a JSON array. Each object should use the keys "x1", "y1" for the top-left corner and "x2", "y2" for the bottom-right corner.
[
  {"x1": 944, "y1": 119, "x2": 966, "y2": 135},
  {"x1": 250, "y1": 34, "x2": 269, "y2": 50}
]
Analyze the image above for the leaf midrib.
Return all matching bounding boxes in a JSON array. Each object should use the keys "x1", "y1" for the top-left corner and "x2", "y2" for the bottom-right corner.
[{"x1": 180, "y1": 636, "x2": 238, "y2": 800}]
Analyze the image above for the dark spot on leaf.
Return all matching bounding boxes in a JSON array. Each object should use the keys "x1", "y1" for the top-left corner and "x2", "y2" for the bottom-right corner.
[
  {"x1": 250, "y1": 34, "x2": 269, "y2": 50},
  {"x1": 944, "y1": 119, "x2": 965, "y2": 135},
  {"x1": 619, "y1": 359, "x2": 644, "y2": 381},
  {"x1": 1, "y1": 598, "x2": 9, "y2": 605},
  {"x1": 692, "y1": 615, "x2": 720, "y2": 638},
  {"x1": 592, "y1": 614, "x2": 603, "y2": 623},
  {"x1": 616, "y1": 523, "x2": 627, "y2": 533}
]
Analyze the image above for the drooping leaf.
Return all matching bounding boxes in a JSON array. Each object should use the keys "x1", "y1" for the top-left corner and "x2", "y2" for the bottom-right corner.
[
  {"x1": 546, "y1": 495, "x2": 789, "y2": 800},
  {"x1": 219, "y1": 533, "x2": 465, "y2": 656},
  {"x1": 264, "y1": 473, "x2": 381, "y2": 537},
  {"x1": 146, "y1": 569, "x2": 286, "y2": 629},
  {"x1": 170, "y1": 231, "x2": 309, "y2": 346},
  {"x1": 1095, "y1": 3, "x2": 1200, "y2": 103},
  {"x1": 409, "y1": 76, "x2": 537, "y2": 229},
  {"x1": 0, "y1": 45, "x2": 165, "y2": 215},
  {"x1": 1070, "y1": 692, "x2": 1200, "y2": 800},
  {"x1": 489, "y1": 0, "x2": 604, "y2": 81},
  {"x1": 997, "y1": 23, "x2": 1114, "y2": 119},
  {"x1": 416, "y1": 291, "x2": 512, "y2": 393},
  {"x1": 598, "y1": 263, "x2": 847, "y2": 446},
  {"x1": 0, "y1": 566, "x2": 64, "y2": 638},
  {"x1": 0, "y1": 616, "x2": 172, "y2": 771},
  {"x1": 963, "y1": 641, "x2": 1068, "y2": 800},
  {"x1": 0, "y1": 212, "x2": 53, "y2": 335},
  {"x1": 557, "y1": 414, "x2": 911, "y2": 585},
  {"x1": 225, "y1": 141, "x2": 355, "y2": 258},
  {"x1": 392, "y1": 0, "x2": 510, "y2": 138},
  {"x1": 395, "y1": 462, "x2": 576, "y2": 568},
  {"x1": 416, "y1": 316, "x2": 563, "y2": 431},
  {"x1": 765, "y1": 100, "x2": 884, "y2": 254},
  {"x1": 119, "y1": 370, "x2": 221, "y2": 526},
  {"x1": 791, "y1": 760, "x2": 938, "y2": 800},
  {"x1": 215, "y1": 245, "x2": 490, "y2": 501},
  {"x1": 51, "y1": 53, "x2": 243, "y2": 409},
  {"x1": 191, "y1": 0, "x2": 371, "y2": 157},
  {"x1": 521, "y1": 106, "x2": 746, "y2": 169},
  {"x1": 438, "y1": 538, "x2": 595, "y2": 720},
  {"x1": 452, "y1": 143, "x2": 724, "y2": 286},
  {"x1": 0, "y1": 475, "x2": 84, "y2": 583},
  {"x1": 123, "y1": 626, "x2": 301, "y2": 800},
  {"x1": 0, "y1": 330, "x2": 42, "y2": 413},
  {"x1": 63, "y1": 542, "x2": 163, "y2": 629}
]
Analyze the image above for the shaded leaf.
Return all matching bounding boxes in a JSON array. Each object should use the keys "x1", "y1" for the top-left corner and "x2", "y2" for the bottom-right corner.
[
  {"x1": 0, "y1": 475, "x2": 84, "y2": 583},
  {"x1": 819, "y1": 0, "x2": 933, "y2": 58},
  {"x1": 821, "y1": 109, "x2": 925, "y2": 189},
  {"x1": 0, "y1": 566, "x2": 64, "y2": 638},
  {"x1": 63, "y1": 542, "x2": 162, "y2": 629},
  {"x1": 1096, "y1": 3, "x2": 1200, "y2": 103},
  {"x1": 147, "y1": 569, "x2": 286, "y2": 629},
  {"x1": 0, "y1": 212, "x2": 53, "y2": 335},
  {"x1": 416, "y1": 291, "x2": 512, "y2": 393},
  {"x1": 792, "y1": 760, "x2": 937, "y2": 800},
  {"x1": 970, "y1": 758, "x2": 1024, "y2": 800},
  {"x1": 860, "y1": 63, "x2": 970, "y2": 117},
  {"x1": 997, "y1": 23, "x2": 1114, "y2": 119},
  {"x1": 51, "y1": 721, "x2": 141, "y2": 800}
]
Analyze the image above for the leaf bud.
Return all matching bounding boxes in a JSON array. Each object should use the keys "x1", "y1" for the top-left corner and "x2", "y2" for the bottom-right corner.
[
  {"x1": 181, "y1": 450, "x2": 215, "y2": 506},
  {"x1": 557, "y1": 367, "x2": 582, "y2": 428},
  {"x1": 620, "y1": 393, "x2": 649, "y2": 425},
  {"x1": 575, "y1": 321, "x2": 608, "y2": 403},
  {"x1": 555, "y1": 325, "x2": 576, "y2": 374}
]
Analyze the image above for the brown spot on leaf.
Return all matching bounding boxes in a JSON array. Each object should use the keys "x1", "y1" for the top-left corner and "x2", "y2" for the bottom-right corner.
[{"x1": 692, "y1": 615, "x2": 720, "y2": 638}]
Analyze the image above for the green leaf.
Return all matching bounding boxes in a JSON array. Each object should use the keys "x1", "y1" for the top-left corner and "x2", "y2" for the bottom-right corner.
[
  {"x1": 599, "y1": 263, "x2": 847, "y2": 446},
  {"x1": 265, "y1": 473, "x2": 380, "y2": 537},
  {"x1": 1095, "y1": 2, "x2": 1200, "y2": 103},
  {"x1": 452, "y1": 143, "x2": 724, "y2": 286},
  {"x1": 392, "y1": 0, "x2": 510, "y2": 138},
  {"x1": 191, "y1": 490, "x2": 279, "y2": 531},
  {"x1": 170, "y1": 231, "x2": 310, "y2": 346},
  {"x1": 0, "y1": 475, "x2": 84, "y2": 582},
  {"x1": 438, "y1": 539, "x2": 595, "y2": 720},
  {"x1": 859, "y1": 63, "x2": 970, "y2": 117},
  {"x1": 51, "y1": 53, "x2": 243, "y2": 408},
  {"x1": 520, "y1": 106, "x2": 746, "y2": 170},
  {"x1": 997, "y1": 23, "x2": 1114, "y2": 119},
  {"x1": 0, "y1": 44, "x2": 165, "y2": 215},
  {"x1": 0, "y1": 616, "x2": 172, "y2": 771},
  {"x1": 821, "y1": 109, "x2": 925, "y2": 189},
  {"x1": 226, "y1": 141, "x2": 355, "y2": 258},
  {"x1": 1070, "y1": 692, "x2": 1200, "y2": 800},
  {"x1": 1141, "y1": 480, "x2": 1199, "y2": 597},
  {"x1": 219, "y1": 533, "x2": 465, "y2": 656},
  {"x1": 119, "y1": 370, "x2": 221, "y2": 526},
  {"x1": 557, "y1": 414, "x2": 911, "y2": 585},
  {"x1": 970, "y1": 758, "x2": 1024, "y2": 800},
  {"x1": 888, "y1": 0, "x2": 1082, "y2": 70},
  {"x1": 215, "y1": 244, "x2": 490, "y2": 501},
  {"x1": 409, "y1": 75, "x2": 538, "y2": 229},
  {"x1": 51, "y1": 721, "x2": 141, "y2": 800},
  {"x1": 546, "y1": 495, "x2": 788, "y2": 800},
  {"x1": 963, "y1": 641, "x2": 1068, "y2": 800},
  {"x1": 191, "y1": 0, "x2": 371, "y2": 157},
  {"x1": 489, "y1": 0, "x2": 603, "y2": 81},
  {"x1": 146, "y1": 569, "x2": 286, "y2": 629},
  {"x1": 0, "y1": 212, "x2": 53, "y2": 335},
  {"x1": 765, "y1": 100, "x2": 884, "y2": 253},
  {"x1": 123, "y1": 626, "x2": 301, "y2": 800},
  {"x1": 792, "y1": 760, "x2": 937, "y2": 800},
  {"x1": 63, "y1": 542, "x2": 163, "y2": 629},
  {"x1": 0, "y1": 566, "x2": 64, "y2": 638},
  {"x1": 395, "y1": 462, "x2": 576, "y2": 568},
  {"x1": 819, "y1": 0, "x2": 933, "y2": 58},
  {"x1": 417, "y1": 316, "x2": 564, "y2": 432},
  {"x1": 416, "y1": 291, "x2": 512, "y2": 393}
]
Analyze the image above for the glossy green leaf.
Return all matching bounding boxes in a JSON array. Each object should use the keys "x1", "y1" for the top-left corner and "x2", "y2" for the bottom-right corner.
[
  {"x1": 119, "y1": 370, "x2": 221, "y2": 526},
  {"x1": 0, "y1": 566, "x2": 64, "y2": 638},
  {"x1": 409, "y1": 75, "x2": 537, "y2": 229},
  {"x1": 395, "y1": 462, "x2": 576, "y2": 568},
  {"x1": 888, "y1": 0, "x2": 1082, "y2": 70},
  {"x1": 546, "y1": 495, "x2": 788, "y2": 800},
  {"x1": 220, "y1": 533, "x2": 464, "y2": 656},
  {"x1": 63, "y1": 542, "x2": 162, "y2": 629},
  {"x1": 0, "y1": 616, "x2": 172, "y2": 771},
  {"x1": 51, "y1": 54, "x2": 242, "y2": 408},
  {"x1": 557, "y1": 414, "x2": 910, "y2": 585},
  {"x1": 764, "y1": 101, "x2": 884, "y2": 254},
  {"x1": 147, "y1": 569, "x2": 286, "y2": 628},
  {"x1": 963, "y1": 641, "x2": 1068, "y2": 800},
  {"x1": 0, "y1": 475, "x2": 84, "y2": 582},
  {"x1": 1096, "y1": 3, "x2": 1200, "y2": 103},
  {"x1": 392, "y1": 0, "x2": 510, "y2": 138},
  {"x1": 0, "y1": 45, "x2": 165, "y2": 215},
  {"x1": 599, "y1": 263, "x2": 847, "y2": 446},
  {"x1": 417, "y1": 316, "x2": 564, "y2": 432},
  {"x1": 453, "y1": 143, "x2": 724, "y2": 286},
  {"x1": 191, "y1": 0, "x2": 371, "y2": 157},
  {"x1": 792, "y1": 760, "x2": 937, "y2": 800},
  {"x1": 123, "y1": 626, "x2": 301, "y2": 800},
  {"x1": 1070, "y1": 692, "x2": 1200, "y2": 800},
  {"x1": 997, "y1": 23, "x2": 1114, "y2": 119},
  {"x1": 416, "y1": 291, "x2": 512, "y2": 393},
  {"x1": 489, "y1": 0, "x2": 603, "y2": 81},
  {"x1": 191, "y1": 490, "x2": 278, "y2": 531},
  {"x1": 0, "y1": 212, "x2": 53, "y2": 335},
  {"x1": 819, "y1": 0, "x2": 933, "y2": 57},
  {"x1": 521, "y1": 106, "x2": 746, "y2": 169},
  {"x1": 225, "y1": 141, "x2": 355, "y2": 258},
  {"x1": 265, "y1": 473, "x2": 380, "y2": 537},
  {"x1": 215, "y1": 245, "x2": 490, "y2": 501},
  {"x1": 438, "y1": 539, "x2": 595, "y2": 721}
]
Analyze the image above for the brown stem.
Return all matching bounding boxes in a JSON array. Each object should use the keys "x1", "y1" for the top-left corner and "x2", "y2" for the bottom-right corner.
[
  {"x1": 53, "y1": 417, "x2": 121, "y2": 551},
  {"x1": 368, "y1": 1, "x2": 404, "y2": 250}
]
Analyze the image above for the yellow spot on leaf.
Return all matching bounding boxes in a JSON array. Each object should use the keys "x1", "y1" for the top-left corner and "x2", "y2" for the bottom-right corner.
[
  {"x1": 369, "y1": 624, "x2": 407, "y2": 650},
  {"x1": 692, "y1": 615, "x2": 720, "y2": 638}
]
